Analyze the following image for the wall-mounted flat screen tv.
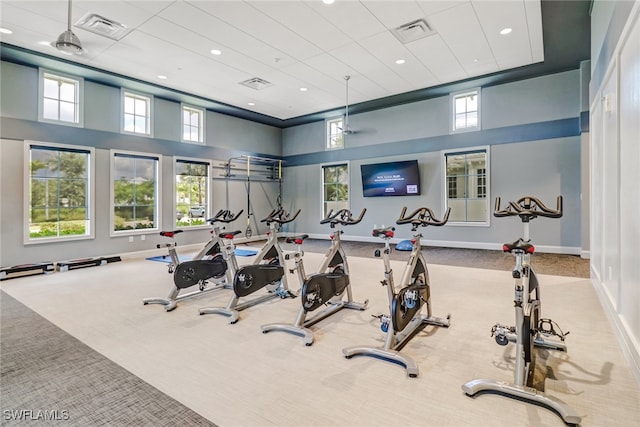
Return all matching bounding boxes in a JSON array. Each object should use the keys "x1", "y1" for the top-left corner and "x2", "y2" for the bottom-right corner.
[{"x1": 361, "y1": 160, "x2": 421, "y2": 197}]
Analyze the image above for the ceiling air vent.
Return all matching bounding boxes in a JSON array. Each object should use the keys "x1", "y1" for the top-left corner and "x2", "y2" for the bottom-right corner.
[
  {"x1": 239, "y1": 77, "x2": 272, "y2": 90},
  {"x1": 392, "y1": 19, "x2": 435, "y2": 44},
  {"x1": 75, "y1": 13, "x2": 129, "y2": 40}
]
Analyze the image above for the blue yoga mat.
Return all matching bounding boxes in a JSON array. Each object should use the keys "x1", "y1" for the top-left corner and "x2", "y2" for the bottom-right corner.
[
  {"x1": 147, "y1": 248, "x2": 257, "y2": 264},
  {"x1": 234, "y1": 249, "x2": 258, "y2": 257}
]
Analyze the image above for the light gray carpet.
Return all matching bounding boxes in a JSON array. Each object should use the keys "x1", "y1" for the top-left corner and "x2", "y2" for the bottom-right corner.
[
  {"x1": 0, "y1": 249, "x2": 636, "y2": 427},
  {"x1": 0, "y1": 291, "x2": 216, "y2": 427}
]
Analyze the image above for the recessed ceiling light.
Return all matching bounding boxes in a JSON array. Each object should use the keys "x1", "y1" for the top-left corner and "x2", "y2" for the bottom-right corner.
[
  {"x1": 299, "y1": 87, "x2": 308, "y2": 92},
  {"x1": 395, "y1": 59, "x2": 405, "y2": 65},
  {"x1": 473, "y1": 58, "x2": 479, "y2": 63},
  {"x1": 210, "y1": 49, "x2": 222, "y2": 55},
  {"x1": 157, "y1": 75, "x2": 167, "y2": 80},
  {"x1": 0, "y1": 28, "x2": 13, "y2": 35},
  {"x1": 323, "y1": 0, "x2": 335, "y2": 4},
  {"x1": 248, "y1": 102, "x2": 255, "y2": 106},
  {"x1": 39, "y1": 41, "x2": 52, "y2": 46},
  {"x1": 500, "y1": 28, "x2": 512, "y2": 35}
]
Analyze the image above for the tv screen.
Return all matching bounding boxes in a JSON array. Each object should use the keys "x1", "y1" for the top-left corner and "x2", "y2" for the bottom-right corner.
[{"x1": 361, "y1": 160, "x2": 421, "y2": 197}]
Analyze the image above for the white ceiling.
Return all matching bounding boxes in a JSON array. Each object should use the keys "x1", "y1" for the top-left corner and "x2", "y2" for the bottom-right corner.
[{"x1": 0, "y1": 0, "x2": 543, "y2": 121}]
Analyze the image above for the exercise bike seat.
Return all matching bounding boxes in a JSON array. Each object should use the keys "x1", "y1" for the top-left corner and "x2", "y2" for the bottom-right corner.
[
  {"x1": 372, "y1": 228, "x2": 395, "y2": 239},
  {"x1": 302, "y1": 271, "x2": 349, "y2": 312},
  {"x1": 285, "y1": 234, "x2": 309, "y2": 244},
  {"x1": 219, "y1": 230, "x2": 242, "y2": 239},
  {"x1": 502, "y1": 239, "x2": 535, "y2": 254},
  {"x1": 160, "y1": 229, "x2": 184, "y2": 238}
]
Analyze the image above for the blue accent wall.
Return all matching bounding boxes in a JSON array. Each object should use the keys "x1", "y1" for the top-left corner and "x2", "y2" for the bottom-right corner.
[
  {"x1": 281, "y1": 70, "x2": 585, "y2": 251},
  {"x1": 284, "y1": 118, "x2": 580, "y2": 167},
  {"x1": 0, "y1": 61, "x2": 587, "y2": 265}
]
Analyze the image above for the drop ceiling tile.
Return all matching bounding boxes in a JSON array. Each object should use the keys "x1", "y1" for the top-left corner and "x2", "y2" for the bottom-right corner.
[
  {"x1": 304, "y1": 0, "x2": 387, "y2": 40},
  {"x1": 416, "y1": 0, "x2": 467, "y2": 17},
  {"x1": 428, "y1": 2, "x2": 497, "y2": 75},
  {"x1": 123, "y1": 0, "x2": 174, "y2": 15},
  {"x1": 136, "y1": 16, "x2": 277, "y2": 81},
  {"x1": 361, "y1": 0, "x2": 427, "y2": 29},
  {"x1": 358, "y1": 30, "x2": 439, "y2": 89},
  {"x1": 3, "y1": 1, "x2": 69, "y2": 23},
  {"x1": 164, "y1": 2, "x2": 294, "y2": 70},
  {"x1": 304, "y1": 53, "x2": 358, "y2": 84},
  {"x1": 279, "y1": 61, "x2": 345, "y2": 98},
  {"x1": 405, "y1": 35, "x2": 467, "y2": 84},
  {"x1": 249, "y1": 1, "x2": 352, "y2": 51},
  {"x1": 329, "y1": 42, "x2": 409, "y2": 94},
  {"x1": 73, "y1": 0, "x2": 160, "y2": 29},
  {"x1": 185, "y1": 0, "x2": 322, "y2": 61},
  {"x1": 524, "y1": 0, "x2": 544, "y2": 62},
  {"x1": 472, "y1": 0, "x2": 535, "y2": 69}
]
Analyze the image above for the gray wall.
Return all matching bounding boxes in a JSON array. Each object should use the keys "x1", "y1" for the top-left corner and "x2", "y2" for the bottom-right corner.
[
  {"x1": 282, "y1": 70, "x2": 584, "y2": 252},
  {"x1": 0, "y1": 61, "x2": 587, "y2": 267},
  {"x1": 0, "y1": 61, "x2": 282, "y2": 266}
]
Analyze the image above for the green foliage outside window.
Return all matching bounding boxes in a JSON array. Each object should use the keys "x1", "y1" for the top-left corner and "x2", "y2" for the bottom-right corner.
[
  {"x1": 29, "y1": 148, "x2": 89, "y2": 239},
  {"x1": 113, "y1": 155, "x2": 157, "y2": 231},
  {"x1": 322, "y1": 164, "x2": 349, "y2": 217},
  {"x1": 176, "y1": 161, "x2": 208, "y2": 227}
]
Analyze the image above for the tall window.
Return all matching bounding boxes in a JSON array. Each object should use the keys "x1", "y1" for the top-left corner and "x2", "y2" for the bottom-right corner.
[
  {"x1": 38, "y1": 69, "x2": 83, "y2": 127},
  {"x1": 175, "y1": 159, "x2": 209, "y2": 227},
  {"x1": 25, "y1": 142, "x2": 93, "y2": 243},
  {"x1": 111, "y1": 151, "x2": 160, "y2": 234},
  {"x1": 122, "y1": 90, "x2": 153, "y2": 136},
  {"x1": 451, "y1": 88, "x2": 480, "y2": 133},
  {"x1": 182, "y1": 104, "x2": 205, "y2": 144},
  {"x1": 444, "y1": 148, "x2": 489, "y2": 224},
  {"x1": 326, "y1": 117, "x2": 344, "y2": 150},
  {"x1": 322, "y1": 163, "x2": 349, "y2": 218}
]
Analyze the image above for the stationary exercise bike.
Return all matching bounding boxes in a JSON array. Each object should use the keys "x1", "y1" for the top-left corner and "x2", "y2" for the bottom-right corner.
[
  {"x1": 143, "y1": 209, "x2": 243, "y2": 312},
  {"x1": 462, "y1": 196, "x2": 581, "y2": 426},
  {"x1": 343, "y1": 206, "x2": 451, "y2": 377},
  {"x1": 261, "y1": 208, "x2": 369, "y2": 346},
  {"x1": 199, "y1": 207, "x2": 300, "y2": 323}
]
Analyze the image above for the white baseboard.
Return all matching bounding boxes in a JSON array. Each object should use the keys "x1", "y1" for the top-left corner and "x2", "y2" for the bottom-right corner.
[
  {"x1": 117, "y1": 233, "x2": 581, "y2": 258},
  {"x1": 302, "y1": 233, "x2": 580, "y2": 254},
  {"x1": 117, "y1": 234, "x2": 269, "y2": 261},
  {"x1": 591, "y1": 277, "x2": 640, "y2": 386}
]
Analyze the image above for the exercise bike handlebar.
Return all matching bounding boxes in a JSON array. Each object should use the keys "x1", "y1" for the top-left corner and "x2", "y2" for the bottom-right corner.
[
  {"x1": 494, "y1": 196, "x2": 563, "y2": 220},
  {"x1": 320, "y1": 208, "x2": 367, "y2": 226},
  {"x1": 207, "y1": 209, "x2": 244, "y2": 224},
  {"x1": 260, "y1": 207, "x2": 302, "y2": 225},
  {"x1": 396, "y1": 206, "x2": 451, "y2": 227}
]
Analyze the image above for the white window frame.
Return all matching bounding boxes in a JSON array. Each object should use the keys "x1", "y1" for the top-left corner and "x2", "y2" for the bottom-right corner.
[
  {"x1": 442, "y1": 146, "x2": 490, "y2": 227},
  {"x1": 174, "y1": 156, "x2": 212, "y2": 229},
  {"x1": 23, "y1": 140, "x2": 95, "y2": 244},
  {"x1": 321, "y1": 161, "x2": 350, "y2": 219},
  {"x1": 110, "y1": 149, "x2": 162, "y2": 237},
  {"x1": 181, "y1": 104, "x2": 205, "y2": 144},
  {"x1": 121, "y1": 89, "x2": 153, "y2": 137},
  {"x1": 38, "y1": 68, "x2": 84, "y2": 127},
  {"x1": 450, "y1": 88, "x2": 481, "y2": 134},
  {"x1": 325, "y1": 116, "x2": 345, "y2": 150}
]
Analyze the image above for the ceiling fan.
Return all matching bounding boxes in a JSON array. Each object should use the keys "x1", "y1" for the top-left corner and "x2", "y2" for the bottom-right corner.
[
  {"x1": 55, "y1": 0, "x2": 84, "y2": 55},
  {"x1": 341, "y1": 75, "x2": 356, "y2": 135}
]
